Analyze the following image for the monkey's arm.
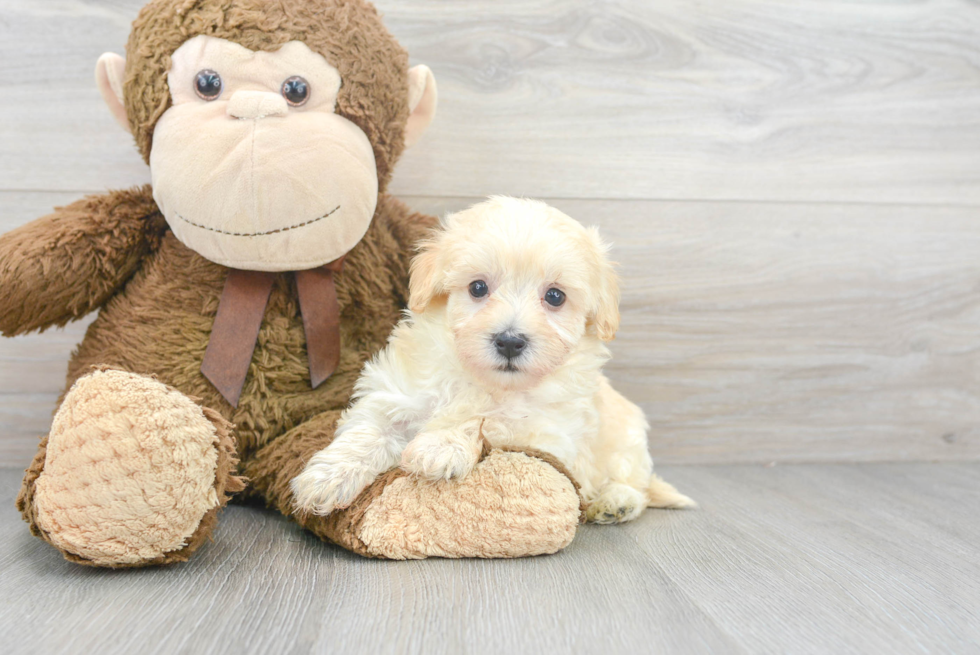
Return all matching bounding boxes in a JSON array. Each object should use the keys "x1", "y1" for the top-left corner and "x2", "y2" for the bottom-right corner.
[
  {"x1": 379, "y1": 194, "x2": 439, "y2": 255},
  {"x1": 0, "y1": 185, "x2": 166, "y2": 336},
  {"x1": 374, "y1": 194, "x2": 439, "y2": 308}
]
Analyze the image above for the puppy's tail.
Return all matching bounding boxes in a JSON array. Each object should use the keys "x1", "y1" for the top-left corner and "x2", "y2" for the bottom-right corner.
[{"x1": 647, "y1": 473, "x2": 698, "y2": 509}]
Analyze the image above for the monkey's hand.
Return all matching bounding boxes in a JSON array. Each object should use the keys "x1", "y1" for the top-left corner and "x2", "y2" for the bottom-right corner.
[{"x1": 0, "y1": 186, "x2": 165, "y2": 336}]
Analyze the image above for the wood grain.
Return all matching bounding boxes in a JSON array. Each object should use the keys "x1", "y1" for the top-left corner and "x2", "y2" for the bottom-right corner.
[
  {"x1": 3, "y1": 192, "x2": 978, "y2": 468},
  {"x1": 2, "y1": 3, "x2": 978, "y2": 652},
  {"x1": 1, "y1": 464, "x2": 978, "y2": 655},
  {"x1": 646, "y1": 463, "x2": 980, "y2": 654},
  {"x1": 0, "y1": 0, "x2": 978, "y2": 203},
  {"x1": 406, "y1": 197, "x2": 980, "y2": 465}
]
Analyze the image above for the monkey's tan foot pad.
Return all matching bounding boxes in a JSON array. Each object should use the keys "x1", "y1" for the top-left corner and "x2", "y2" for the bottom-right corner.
[
  {"x1": 22, "y1": 369, "x2": 242, "y2": 568},
  {"x1": 318, "y1": 448, "x2": 585, "y2": 559}
]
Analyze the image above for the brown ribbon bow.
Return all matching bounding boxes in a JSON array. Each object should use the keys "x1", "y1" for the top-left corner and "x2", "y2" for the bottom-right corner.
[{"x1": 201, "y1": 257, "x2": 345, "y2": 407}]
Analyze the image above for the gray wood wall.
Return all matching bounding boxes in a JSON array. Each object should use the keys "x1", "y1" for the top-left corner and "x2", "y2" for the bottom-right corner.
[{"x1": 1, "y1": 0, "x2": 978, "y2": 467}]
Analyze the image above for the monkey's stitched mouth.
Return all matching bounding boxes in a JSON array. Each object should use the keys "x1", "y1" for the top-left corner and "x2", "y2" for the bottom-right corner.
[{"x1": 173, "y1": 205, "x2": 341, "y2": 237}]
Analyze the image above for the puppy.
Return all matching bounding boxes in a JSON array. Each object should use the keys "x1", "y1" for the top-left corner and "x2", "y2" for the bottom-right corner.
[{"x1": 291, "y1": 196, "x2": 694, "y2": 523}]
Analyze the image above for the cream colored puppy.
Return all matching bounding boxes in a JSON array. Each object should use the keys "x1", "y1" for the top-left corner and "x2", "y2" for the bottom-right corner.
[{"x1": 291, "y1": 197, "x2": 694, "y2": 523}]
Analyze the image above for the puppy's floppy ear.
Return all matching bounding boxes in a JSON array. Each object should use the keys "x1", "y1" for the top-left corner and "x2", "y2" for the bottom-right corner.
[
  {"x1": 587, "y1": 227, "x2": 621, "y2": 341},
  {"x1": 408, "y1": 235, "x2": 446, "y2": 313}
]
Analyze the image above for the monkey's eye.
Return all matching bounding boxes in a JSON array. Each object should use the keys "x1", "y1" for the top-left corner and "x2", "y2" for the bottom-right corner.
[
  {"x1": 544, "y1": 288, "x2": 566, "y2": 307},
  {"x1": 468, "y1": 280, "x2": 489, "y2": 299},
  {"x1": 281, "y1": 76, "x2": 310, "y2": 106},
  {"x1": 194, "y1": 69, "x2": 222, "y2": 100}
]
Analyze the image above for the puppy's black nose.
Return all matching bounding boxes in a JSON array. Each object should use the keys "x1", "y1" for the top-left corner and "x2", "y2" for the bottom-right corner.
[{"x1": 493, "y1": 333, "x2": 528, "y2": 360}]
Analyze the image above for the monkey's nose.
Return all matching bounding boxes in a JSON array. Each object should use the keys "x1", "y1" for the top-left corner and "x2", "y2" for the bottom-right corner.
[
  {"x1": 493, "y1": 333, "x2": 528, "y2": 360},
  {"x1": 226, "y1": 90, "x2": 289, "y2": 120}
]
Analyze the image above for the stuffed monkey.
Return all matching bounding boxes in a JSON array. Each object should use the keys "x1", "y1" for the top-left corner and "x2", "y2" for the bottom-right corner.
[{"x1": 1, "y1": 0, "x2": 582, "y2": 567}]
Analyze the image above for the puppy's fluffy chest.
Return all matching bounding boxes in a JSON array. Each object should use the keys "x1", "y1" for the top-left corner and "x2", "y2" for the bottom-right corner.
[
  {"x1": 476, "y1": 386, "x2": 601, "y2": 464},
  {"x1": 360, "y1": 308, "x2": 606, "y2": 465}
]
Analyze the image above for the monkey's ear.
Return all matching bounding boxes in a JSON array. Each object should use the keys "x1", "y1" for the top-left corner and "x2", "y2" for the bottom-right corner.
[
  {"x1": 96, "y1": 53, "x2": 130, "y2": 132},
  {"x1": 404, "y1": 64, "x2": 437, "y2": 148}
]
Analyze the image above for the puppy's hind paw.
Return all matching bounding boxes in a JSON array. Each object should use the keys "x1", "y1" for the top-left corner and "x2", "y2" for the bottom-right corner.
[
  {"x1": 401, "y1": 429, "x2": 481, "y2": 482},
  {"x1": 290, "y1": 456, "x2": 377, "y2": 516},
  {"x1": 586, "y1": 482, "x2": 647, "y2": 524}
]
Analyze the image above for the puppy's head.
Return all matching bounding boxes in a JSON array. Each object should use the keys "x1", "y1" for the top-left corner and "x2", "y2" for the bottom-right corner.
[{"x1": 409, "y1": 197, "x2": 620, "y2": 390}]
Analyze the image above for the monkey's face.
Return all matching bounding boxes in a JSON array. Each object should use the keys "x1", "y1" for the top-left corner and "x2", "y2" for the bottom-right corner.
[{"x1": 148, "y1": 35, "x2": 377, "y2": 271}]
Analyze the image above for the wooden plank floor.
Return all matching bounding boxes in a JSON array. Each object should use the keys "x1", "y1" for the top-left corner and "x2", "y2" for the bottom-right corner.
[
  {"x1": 2, "y1": 0, "x2": 979, "y2": 466},
  {"x1": 1, "y1": 2, "x2": 979, "y2": 652},
  {"x1": 2, "y1": 464, "x2": 978, "y2": 655}
]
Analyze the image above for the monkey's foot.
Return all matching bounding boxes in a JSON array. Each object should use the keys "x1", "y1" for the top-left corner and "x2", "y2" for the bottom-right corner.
[
  {"x1": 311, "y1": 447, "x2": 584, "y2": 559},
  {"x1": 18, "y1": 369, "x2": 243, "y2": 567}
]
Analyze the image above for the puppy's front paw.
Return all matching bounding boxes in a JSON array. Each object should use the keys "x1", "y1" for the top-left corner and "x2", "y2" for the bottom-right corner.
[
  {"x1": 290, "y1": 454, "x2": 378, "y2": 516},
  {"x1": 401, "y1": 429, "x2": 482, "y2": 481},
  {"x1": 586, "y1": 482, "x2": 647, "y2": 524}
]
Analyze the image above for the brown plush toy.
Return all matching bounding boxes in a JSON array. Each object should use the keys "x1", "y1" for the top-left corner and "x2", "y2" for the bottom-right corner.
[{"x1": 1, "y1": 0, "x2": 582, "y2": 567}]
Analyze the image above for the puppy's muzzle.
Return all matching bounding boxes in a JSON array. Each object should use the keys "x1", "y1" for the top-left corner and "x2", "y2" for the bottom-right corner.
[{"x1": 493, "y1": 332, "x2": 528, "y2": 360}]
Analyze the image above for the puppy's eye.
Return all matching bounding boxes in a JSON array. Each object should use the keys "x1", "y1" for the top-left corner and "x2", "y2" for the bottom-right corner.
[
  {"x1": 468, "y1": 280, "x2": 489, "y2": 299},
  {"x1": 194, "y1": 70, "x2": 222, "y2": 100},
  {"x1": 282, "y1": 76, "x2": 310, "y2": 106},
  {"x1": 544, "y1": 288, "x2": 565, "y2": 307}
]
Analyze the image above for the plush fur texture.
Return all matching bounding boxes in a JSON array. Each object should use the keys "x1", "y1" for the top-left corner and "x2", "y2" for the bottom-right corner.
[
  {"x1": 32, "y1": 369, "x2": 230, "y2": 566},
  {"x1": 150, "y1": 35, "x2": 382, "y2": 271},
  {"x1": 6, "y1": 0, "x2": 587, "y2": 566},
  {"x1": 357, "y1": 449, "x2": 582, "y2": 559},
  {"x1": 0, "y1": 188, "x2": 167, "y2": 337},
  {"x1": 8, "y1": 188, "x2": 585, "y2": 563},
  {"x1": 291, "y1": 198, "x2": 695, "y2": 521},
  {"x1": 17, "y1": 368, "x2": 244, "y2": 568},
  {"x1": 124, "y1": 0, "x2": 410, "y2": 190},
  {"x1": 57, "y1": 189, "x2": 427, "y2": 464},
  {"x1": 240, "y1": 412, "x2": 584, "y2": 560}
]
